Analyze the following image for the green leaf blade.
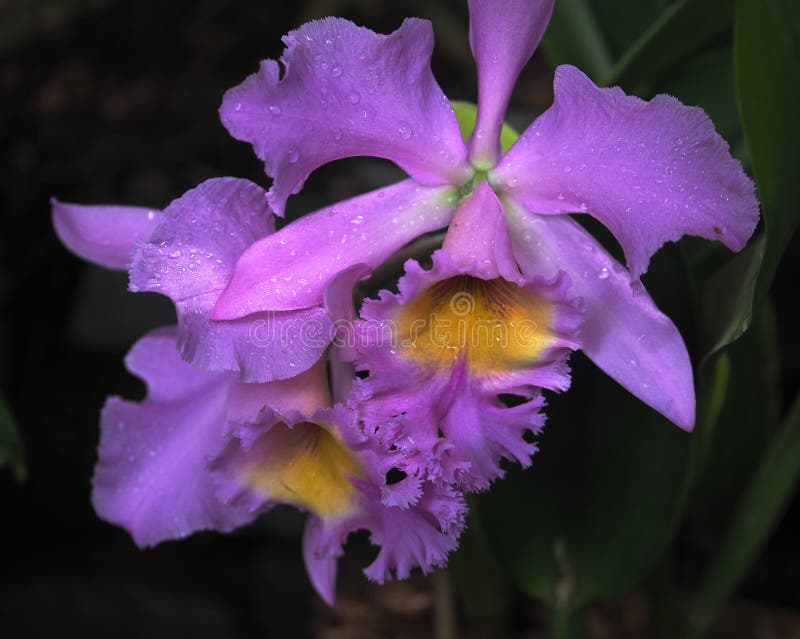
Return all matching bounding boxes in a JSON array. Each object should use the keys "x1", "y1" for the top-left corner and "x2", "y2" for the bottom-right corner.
[
  {"x1": 735, "y1": 0, "x2": 800, "y2": 296},
  {"x1": 0, "y1": 390, "x2": 26, "y2": 483}
]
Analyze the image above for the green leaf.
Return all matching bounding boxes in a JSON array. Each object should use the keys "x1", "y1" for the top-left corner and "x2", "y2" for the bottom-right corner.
[
  {"x1": 587, "y1": 0, "x2": 666, "y2": 62},
  {"x1": 736, "y1": 0, "x2": 800, "y2": 297},
  {"x1": 688, "y1": 0, "x2": 800, "y2": 361},
  {"x1": 605, "y1": 0, "x2": 734, "y2": 89},
  {"x1": 478, "y1": 355, "x2": 691, "y2": 606},
  {"x1": 450, "y1": 501, "x2": 511, "y2": 632},
  {"x1": 540, "y1": 0, "x2": 614, "y2": 82},
  {"x1": 686, "y1": 353, "x2": 731, "y2": 492},
  {"x1": 697, "y1": 232, "x2": 765, "y2": 360},
  {"x1": 688, "y1": 388, "x2": 800, "y2": 637},
  {"x1": 689, "y1": 301, "x2": 781, "y2": 541},
  {"x1": 451, "y1": 101, "x2": 519, "y2": 154},
  {"x1": 0, "y1": 390, "x2": 26, "y2": 482}
]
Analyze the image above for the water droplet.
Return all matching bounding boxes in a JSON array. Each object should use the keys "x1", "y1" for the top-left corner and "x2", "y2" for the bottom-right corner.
[
  {"x1": 398, "y1": 125, "x2": 412, "y2": 140},
  {"x1": 147, "y1": 210, "x2": 156, "y2": 221},
  {"x1": 347, "y1": 91, "x2": 361, "y2": 104},
  {"x1": 287, "y1": 148, "x2": 299, "y2": 164},
  {"x1": 331, "y1": 65, "x2": 343, "y2": 77},
  {"x1": 268, "y1": 105, "x2": 281, "y2": 115},
  {"x1": 168, "y1": 250, "x2": 181, "y2": 258},
  {"x1": 597, "y1": 266, "x2": 610, "y2": 280},
  {"x1": 234, "y1": 102, "x2": 242, "y2": 112},
  {"x1": 334, "y1": 128, "x2": 343, "y2": 141}
]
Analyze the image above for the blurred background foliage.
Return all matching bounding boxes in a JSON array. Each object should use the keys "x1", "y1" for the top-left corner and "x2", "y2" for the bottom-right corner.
[{"x1": 0, "y1": 0, "x2": 797, "y2": 637}]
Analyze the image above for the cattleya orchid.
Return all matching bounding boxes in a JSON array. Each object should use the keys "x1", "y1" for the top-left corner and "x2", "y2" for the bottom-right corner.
[
  {"x1": 52, "y1": 0, "x2": 758, "y2": 603},
  {"x1": 94, "y1": 326, "x2": 464, "y2": 605},
  {"x1": 350, "y1": 183, "x2": 584, "y2": 490}
]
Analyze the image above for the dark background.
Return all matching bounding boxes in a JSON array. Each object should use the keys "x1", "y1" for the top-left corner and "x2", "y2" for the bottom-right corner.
[{"x1": 1, "y1": 1, "x2": 797, "y2": 637}]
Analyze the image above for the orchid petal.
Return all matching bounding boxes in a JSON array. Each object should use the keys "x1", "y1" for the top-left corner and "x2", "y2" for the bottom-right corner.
[
  {"x1": 220, "y1": 18, "x2": 471, "y2": 216},
  {"x1": 439, "y1": 364, "x2": 545, "y2": 489},
  {"x1": 467, "y1": 0, "x2": 554, "y2": 166},
  {"x1": 214, "y1": 180, "x2": 457, "y2": 318},
  {"x1": 303, "y1": 517, "x2": 339, "y2": 606},
  {"x1": 52, "y1": 200, "x2": 160, "y2": 270},
  {"x1": 325, "y1": 263, "x2": 373, "y2": 372},
  {"x1": 130, "y1": 177, "x2": 331, "y2": 382},
  {"x1": 441, "y1": 181, "x2": 519, "y2": 280},
  {"x1": 505, "y1": 201, "x2": 695, "y2": 430},
  {"x1": 92, "y1": 327, "x2": 255, "y2": 547},
  {"x1": 494, "y1": 65, "x2": 760, "y2": 280}
]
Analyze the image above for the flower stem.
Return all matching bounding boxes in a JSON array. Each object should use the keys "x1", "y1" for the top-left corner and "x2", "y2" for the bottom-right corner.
[
  {"x1": 433, "y1": 569, "x2": 457, "y2": 639},
  {"x1": 547, "y1": 539, "x2": 586, "y2": 639},
  {"x1": 688, "y1": 392, "x2": 800, "y2": 637},
  {"x1": 547, "y1": 599, "x2": 586, "y2": 639}
]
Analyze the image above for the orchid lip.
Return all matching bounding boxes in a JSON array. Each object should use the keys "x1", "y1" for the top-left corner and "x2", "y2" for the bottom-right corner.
[
  {"x1": 392, "y1": 274, "x2": 559, "y2": 378},
  {"x1": 240, "y1": 418, "x2": 364, "y2": 521}
]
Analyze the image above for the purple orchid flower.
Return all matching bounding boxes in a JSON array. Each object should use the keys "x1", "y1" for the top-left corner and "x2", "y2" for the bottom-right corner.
[
  {"x1": 51, "y1": 0, "x2": 762, "y2": 603},
  {"x1": 350, "y1": 183, "x2": 583, "y2": 490},
  {"x1": 91, "y1": 326, "x2": 465, "y2": 605},
  {"x1": 54, "y1": 193, "x2": 464, "y2": 602},
  {"x1": 212, "y1": 0, "x2": 759, "y2": 438}
]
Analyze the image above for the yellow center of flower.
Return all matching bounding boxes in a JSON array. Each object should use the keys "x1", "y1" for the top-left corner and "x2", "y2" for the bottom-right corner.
[
  {"x1": 242, "y1": 421, "x2": 363, "y2": 520},
  {"x1": 393, "y1": 275, "x2": 555, "y2": 376}
]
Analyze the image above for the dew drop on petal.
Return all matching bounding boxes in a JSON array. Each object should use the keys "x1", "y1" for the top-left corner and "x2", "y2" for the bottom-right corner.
[
  {"x1": 398, "y1": 125, "x2": 412, "y2": 140},
  {"x1": 348, "y1": 91, "x2": 361, "y2": 104},
  {"x1": 268, "y1": 105, "x2": 281, "y2": 115},
  {"x1": 597, "y1": 266, "x2": 610, "y2": 280},
  {"x1": 331, "y1": 65, "x2": 343, "y2": 77},
  {"x1": 287, "y1": 148, "x2": 299, "y2": 164}
]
